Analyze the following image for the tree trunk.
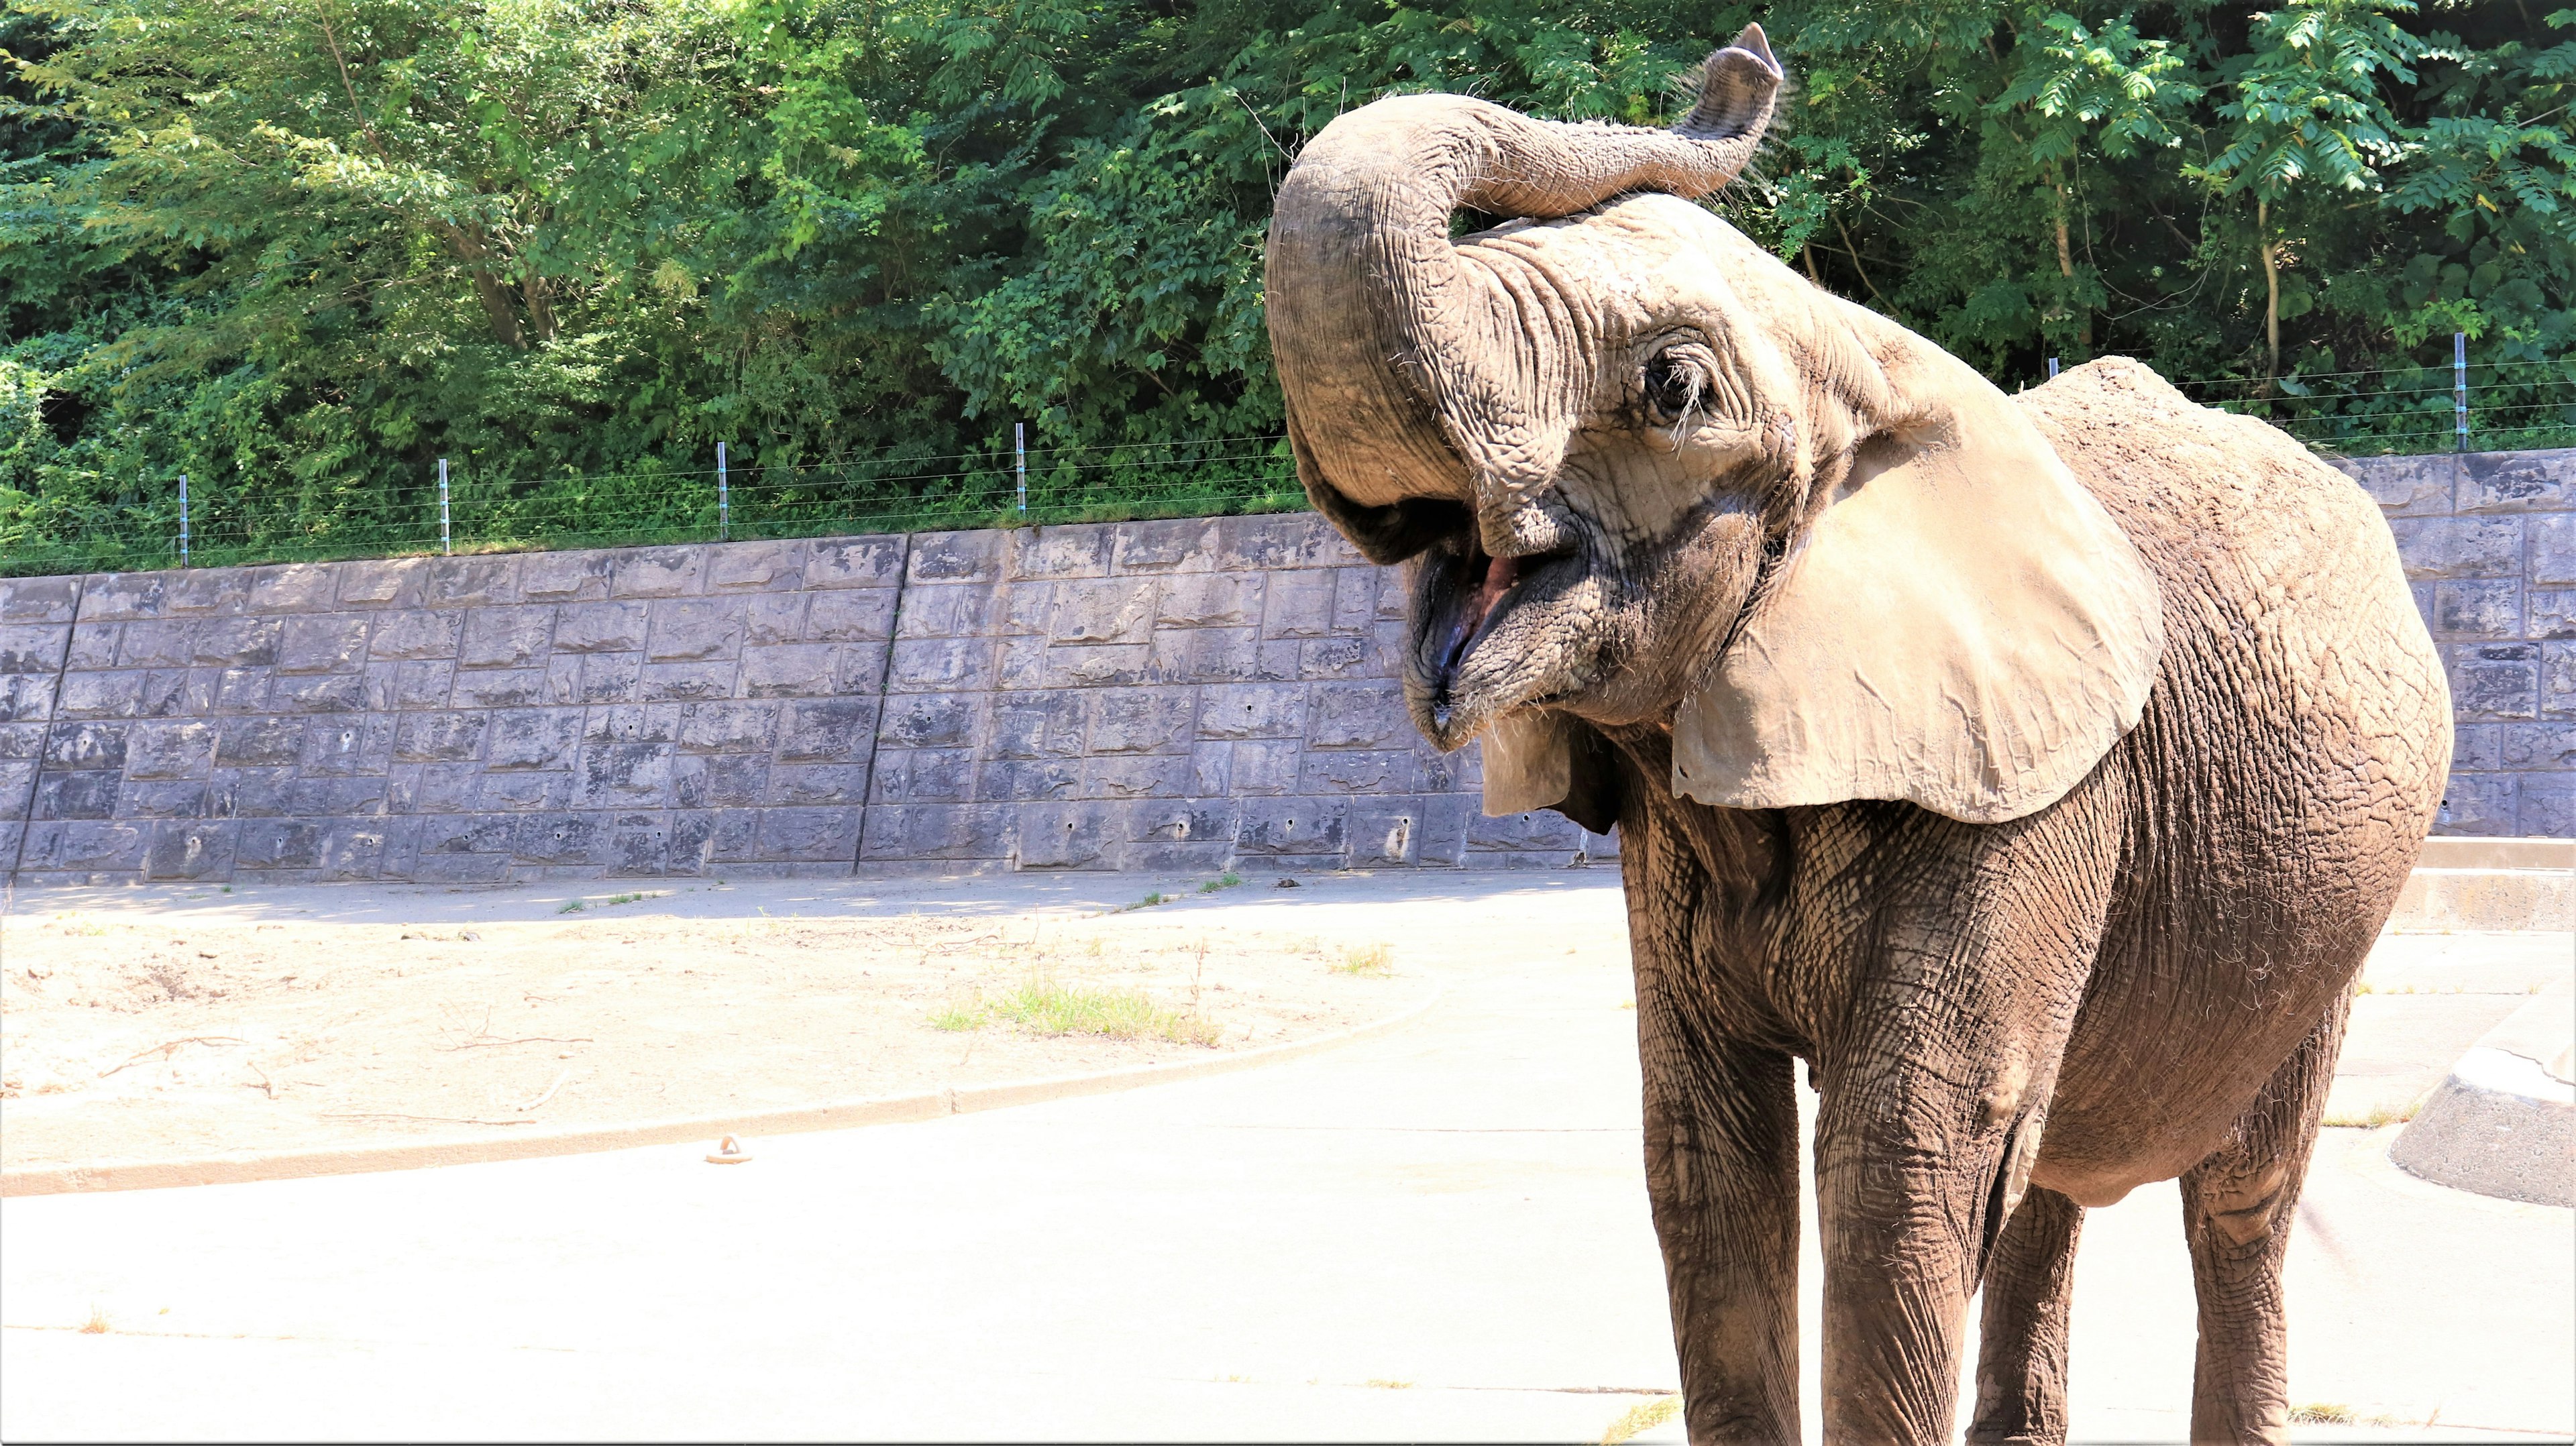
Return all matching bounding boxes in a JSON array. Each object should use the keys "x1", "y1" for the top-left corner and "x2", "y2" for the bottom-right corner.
[
  {"x1": 523, "y1": 273, "x2": 558, "y2": 346},
  {"x1": 435, "y1": 221, "x2": 525, "y2": 349},
  {"x1": 2257, "y1": 199, "x2": 2280, "y2": 384},
  {"x1": 2053, "y1": 178, "x2": 2090, "y2": 351}
]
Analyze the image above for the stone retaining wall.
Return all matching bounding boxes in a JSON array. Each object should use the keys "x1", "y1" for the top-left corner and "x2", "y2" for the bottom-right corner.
[
  {"x1": 4, "y1": 446, "x2": 2567, "y2": 887},
  {"x1": 2338, "y1": 447, "x2": 2574, "y2": 837},
  {"x1": 0, "y1": 516, "x2": 1607, "y2": 887}
]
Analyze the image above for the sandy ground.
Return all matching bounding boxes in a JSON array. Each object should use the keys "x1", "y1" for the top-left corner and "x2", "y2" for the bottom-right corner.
[{"x1": 0, "y1": 879, "x2": 1431, "y2": 1171}]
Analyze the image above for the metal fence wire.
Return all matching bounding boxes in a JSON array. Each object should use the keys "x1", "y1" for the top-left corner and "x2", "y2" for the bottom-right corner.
[{"x1": 4, "y1": 345, "x2": 2569, "y2": 579}]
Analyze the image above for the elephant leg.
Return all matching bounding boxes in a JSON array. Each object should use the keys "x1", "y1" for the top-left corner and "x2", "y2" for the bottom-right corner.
[
  {"x1": 1967, "y1": 1185, "x2": 2086, "y2": 1445},
  {"x1": 2178, "y1": 993, "x2": 2347, "y2": 1445}
]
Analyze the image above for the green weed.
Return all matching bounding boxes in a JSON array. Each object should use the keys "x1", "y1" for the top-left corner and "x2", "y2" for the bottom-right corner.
[
  {"x1": 930, "y1": 978, "x2": 1218, "y2": 1045},
  {"x1": 1599, "y1": 1396, "x2": 1680, "y2": 1444},
  {"x1": 1334, "y1": 944, "x2": 1393, "y2": 977}
]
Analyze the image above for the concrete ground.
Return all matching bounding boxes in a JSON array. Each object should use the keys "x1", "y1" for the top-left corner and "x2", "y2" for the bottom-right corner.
[{"x1": 2, "y1": 873, "x2": 2569, "y2": 1443}]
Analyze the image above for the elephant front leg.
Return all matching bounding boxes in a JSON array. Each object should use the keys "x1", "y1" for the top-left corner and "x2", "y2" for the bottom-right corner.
[
  {"x1": 1639, "y1": 1019, "x2": 1801, "y2": 1443},
  {"x1": 1968, "y1": 1184, "x2": 2085, "y2": 1445},
  {"x1": 2180, "y1": 994, "x2": 2347, "y2": 1445}
]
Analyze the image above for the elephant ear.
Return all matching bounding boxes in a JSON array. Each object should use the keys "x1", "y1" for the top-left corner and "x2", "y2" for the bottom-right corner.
[
  {"x1": 1672, "y1": 394, "x2": 2163, "y2": 824},
  {"x1": 1483, "y1": 710, "x2": 1622, "y2": 835}
]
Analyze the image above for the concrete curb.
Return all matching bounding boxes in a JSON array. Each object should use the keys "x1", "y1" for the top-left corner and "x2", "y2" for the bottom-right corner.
[
  {"x1": 2385, "y1": 836, "x2": 2573, "y2": 934},
  {"x1": 0, "y1": 989, "x2": 1446, "y2": 1199},
  {"x1": 2391, "y1": 977, "x2": 2575, "y2": 1207}
]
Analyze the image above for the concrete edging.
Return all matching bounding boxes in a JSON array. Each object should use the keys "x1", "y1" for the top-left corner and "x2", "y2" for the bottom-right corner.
[
  {"x1": 2391, "y1": 977, "x2": 2575, "y2": 1207},
  {"x1": 0, "y1": 988, "x2": 1446, "y2": 1199}
]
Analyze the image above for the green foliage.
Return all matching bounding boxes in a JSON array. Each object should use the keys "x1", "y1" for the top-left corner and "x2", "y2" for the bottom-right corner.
[{"x1": 3, "y1": 0, "x2": 2570, "y2": 573}]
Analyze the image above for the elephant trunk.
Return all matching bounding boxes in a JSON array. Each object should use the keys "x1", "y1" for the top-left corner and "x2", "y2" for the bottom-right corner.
[{"x1": 1265, "y1": 26, "x2": 1783, "y2": 547}]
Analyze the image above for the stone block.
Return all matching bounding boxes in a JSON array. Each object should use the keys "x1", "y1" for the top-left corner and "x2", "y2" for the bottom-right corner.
[
  {"x1": 67, "y1": 623, "x2": 119, "y2": 670},
  {"x1": 870, "y1": 748, "x2": 974, "y2": 803},
  {"x1": 1081, "y1": 754, "x2": 1191, "y2": 799},
  {"x1": 1012, "y1": 802, "x2": 1116, "y2": 869},
  {"x1": 2389, "y1": 516, "x2": 2523, "y2": 579},
  {"x1": 477, "y1": 771, "x2": 574, "y2": 812},
  {"x1": 1467, "y1": 808, "x2": 1584, "y2": 851},
  {"x1": 1146, "y1": 626, "x2": 1258, "y2": 684},
  {"x1": 1122, "y1": 798, "x2": 1236, "y2": 848},
  {"x1": 704, "y1": 540, "x2": 806, "y2": 593},
  {"x1": 213, "y1": 767, "x2": 294, "y2": 817},
  {"x1": 272, "y1": 672, "x2": 368, "y2": 714},
  {"x1": 1301, "y1": 748, "x2": 1413, "y2": 795},
  {"x1": 675, "y1": 755, "x2": 772, "y2": 808},
  {"x1": 2430, "y1": 581, "x2": 2522, "y2": 639},
  {"x1": 995, "y1": 636, "x2": 1047, "y2": 690},
  {"x1": 161, "y1": 569, "x2": 249, "y2": 616},
  {"x1": 899, "y1": 581, "x2": 1006, "y2": 640},
  {"x1": 424, "y1": 555, "x2": 521, "y2": 606},
  {"x1": 2337, "y1": 454, "x2": 2455, "y2": 516},
  {"x1": 739, "y1": 644, "x2": 841, "y2": 698},
  {"x1": 747, "y1": 594, "x2": 808, "y2": 646},
  {"x1": 484, "y1": 706, "x2": 584, "y2": 773},
  {"x1": 213, "y1": 717, "x2": 301, "y2": 768},
  {"x1": 646, "y1": 598, "x2": 747, "y2": 662},
  {"x1": 409, "y1": 850, "x2": 515, "y2": 883},
  {"x1": 460, "y1": 606, "x2": 555, "y2": 668},
  {"x1": 248, "y1": 563, "x2": 337, "y2": 614},
  {"x1": 74, "y1": 573, "x2": 168, "y2": 624},
  {"x1": 385, "y1": 661, "x2": 453, "y2": 709},
  {"x1": 300, "y1": 715, "x2": 395, "y2": 775},
  {"x1": 578, "y1": 741, "x2": 674, "y2": 807},
  {"x1": 0, "y1": 723, "x2": 36, "y2": 761},
  {"x1": 887, "y1": 637, "x2": 996, "y2": 692},
  {"x1": 804, "y1": 536, "x2": 906, "y2": 590},
  {"x1": 765, "y1": 763, "x2": 870, "y2": 805},
  {"x1": 1231, "y1": 738, "x2": 1300, "y2": 795},
  {"x1": 2532, "y1": 589, "x2": 2576, "y2": 641},
  {"x1": 0, "y1": 624, "x2": 69, "y2": 675},
  {"x1": 574, "y1": 652, "x2": 642, "y2": 704},
  {"x1": 588, "y1": 704, "x2": 676, "y2": 744},
  {"x1": 1215, "y1": 514, "x2": 1336, "y2": 571},
  {"x1": 1348, "y1": 797, "x2": 1433, "y2": 865},
  {"x1": 191, "y1": 616, "x2": 282, "y2": 668},
  {"x1": 368, "y1": 610, "x2": 463, "y2": 661},
  {"x1": 755, "y1": 807, "x2": 859, "y2": 863},
  {"x1": 1010, "y1": 526, "x2": 1112, "y2": 581},
  {"x1": 1048, "y1": 577, "x2": 1157, "y2": 645},
  {"x1": 119, "y1": 779, "x2": 209, "y2": 820},
  {"x1": 333, "y1": 558, "x2": 427, "y2": 608},
  {"x1": 146, "y1": 820, "x2": 237, "y2": 880},
  {"x1": 776, "y1": 699, "x2": 877, "y2": 763},
  {"x1": 981, "y1": 759, "x2": 1081, "y2": 801},
  {"x1": 2536, "y1": 513, "x2": 2576, "y2": 588},
  {"x1": 1039, "y1": 643, "x2": 1149, "y2": 689},
  {"x1": 125, "y1": 720, "x2": 217, "y2": 780},
  {"x1": 2546, "y1": 642, "x2": 2576, "y2": 718},
  {"x1": 1309, "y1": 681, "x2": 1409, "y2": 748},
  {"x1": 2500, "y1": 722, "x2": 2576, "y2": 770},
  {"x1": 514, "y1": 812, "x2": 610, "y2": 865},
  {"x1": 1112, "y1": 517, "x2": 1221, "y2": 575},
  {"x1": 56, "y1": 669, "x2": 144, "y2": 719},
  {"x1": 908, "y1": 530, "x2": 1004, "y2": 584},
  {"x1": 669, "y1": 808, "x2": 758, "y2": 870},
  {"x1": 676, "y1": 700, "x2": 776, "y2": 754},
  {"x1": 639, "y1": 661, "x2": 736, "y2": 702},
  {"x1": 0, "y1": 575, "x2": 83, "y2": 624},
  {"x1": 520, "y1": 550, "x2": 614, "y2": 602},
  {"x1": 451, "y1": 669, "x2": 552, "y2": 709},
  {"x1": 32, "y1": 769, "x2": 119, "y2": 820},
  {"x1": 2436, "y1": 772, "x2": 2518, "y2": 836},
  {"x1": 1299, "y1": 635, "x2": 1373, "y2": 679},
  {"x1": 0, "y1": 675, "x2": 56, "y2": 724},
  {"x1": 1260, "y1": 569, "x2": 1335, "y2": 638},
  {"x1": 859, "y1": 803, "x2": 1009, "y2": 861},
  {"x1": 1155, "y1": 573, "x2": 1264, "y2": 629},
  {"x1": 1235, "y1": 796, "x2": 1346, "y2": 856},
  {"x1": 291, "y1": 773, "x2": 388, "y2": 818},
  {"x1": 829, "y1": 643, "x2": 890, "y2": 696},
  {"x1": 2458, "y1": 448, "x2": 2574, "y2": 513},
  {"x1": 1330, "y1": 567, "x2": 1383, "y2": 633},
  {"x1": 418, "y1": 814, "x2": 518, "y2": 858},
  {"x1": 1089, "y1": 687, "x2": 1197, "y2": 754},
  {"x1": 45, "y1": 720, "x2": 129, "y2": 770},
  {"x1": 613, "y1": 546, "x2": 706, "y2": 598},
  {"x1": 21, "y1": 820, "x2": 148, "y2": 871},
  {"x1": 553, "y1": 601, "x2": 649, "y2": 654},
  {"x1": 1413, "y1": 790, "x2": 1473, "y2": 864},
  {"x1": 1189, "y1": 740, "x2": 1231, "y2": 796},
  {"x1": 392, "y1": 711, "x2": 488, "y2": 764},
  {"x1": 880, "y1": 693, "x2": 982, "y2": 750},
  {"x1": 2520, "y1": 773, "x2": 2576, "y2": 837},
  {"x1": 606, "y1": 813, "x2": 672, "y2": 875},
  {"x1": 2453, "y1": 645, "x2": 2539, "y2": 720},
  {"x1": 277, "y1": 615, "x2": 370, "y2": 673},
  {"x1": 139, "y1": 668, "x2": 209, "y2": 719},
  {"x1": 115, "y1": 619, "x2": 198, "y2": 669},
  {"x1": 804, "y1": 590, "x2": 897, "y2": 642},
  {"x1": 987, "y1": 691, "x2": 1085, "y2": 759},
  {"x1": 2450, "y1": 722, "x2": 2502, "y2": 771}
]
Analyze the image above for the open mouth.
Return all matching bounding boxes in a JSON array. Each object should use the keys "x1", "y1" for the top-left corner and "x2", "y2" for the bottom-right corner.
[{"x1": 1436, "y1": 544, "x2": 1523, "y2": 687}]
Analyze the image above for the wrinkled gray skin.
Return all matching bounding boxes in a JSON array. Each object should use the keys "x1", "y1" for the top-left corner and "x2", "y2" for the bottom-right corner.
[{"x1": 1264, "y1": 27, "x2": 2450, "y2": 1446}]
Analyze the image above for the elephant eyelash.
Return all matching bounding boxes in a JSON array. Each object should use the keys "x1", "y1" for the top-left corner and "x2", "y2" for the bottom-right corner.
[{"x1": 1642, "y1": 351, "x2": 1707, "y2": 437}]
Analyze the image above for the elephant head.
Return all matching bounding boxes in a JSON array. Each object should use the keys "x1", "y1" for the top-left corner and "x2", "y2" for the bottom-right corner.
[{"x1": 1264, "y1": 28, "x2": 2163, "y2": 830}]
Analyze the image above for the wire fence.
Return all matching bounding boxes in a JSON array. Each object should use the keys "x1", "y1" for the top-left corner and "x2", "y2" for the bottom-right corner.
[{"x1": 4, "y1": 347, "x2": 2568, "y2": 579}]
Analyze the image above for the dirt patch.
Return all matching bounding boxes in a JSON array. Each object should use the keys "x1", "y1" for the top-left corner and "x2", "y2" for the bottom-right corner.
[{"x1": 0, "y1": 895, "x2": 1428, "y2": 1170}]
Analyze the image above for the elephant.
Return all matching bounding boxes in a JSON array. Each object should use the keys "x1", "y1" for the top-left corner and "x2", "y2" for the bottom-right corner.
[{"x1": 1262, "y1": 25, "x2": 2451, "y2": 1445}]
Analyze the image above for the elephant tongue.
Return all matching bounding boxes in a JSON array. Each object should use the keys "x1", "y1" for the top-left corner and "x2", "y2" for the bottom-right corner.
[{"x1": 1438, "y1": 552, "x2": 1521, "y2": 681}]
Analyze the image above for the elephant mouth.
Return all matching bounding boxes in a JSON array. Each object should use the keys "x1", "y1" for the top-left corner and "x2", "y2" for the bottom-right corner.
[{"x1": 1421, "y1": 531, "x2": 1585, "y2": 744}]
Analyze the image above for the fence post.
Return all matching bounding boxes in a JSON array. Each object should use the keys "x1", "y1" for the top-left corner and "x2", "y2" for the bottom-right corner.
[
  {"x1": 717, "y1": 441, "x2": 730, "y2": 542},
  {"x1": 438, "y1": 457, "x2": 451, "y2": 555},
  {"x1": 2454, "y1": 332, "x2": 2470, "y2": 455},
  {"x1": 1015, "y1": 422, "x2": 1027, "y2": 517},
  {"x1": 2047, "y1": 357, "x2": 2060, "y2": 380},
  {"x1": 178, "y1": 471, "x2": 189, "y2": 566}
]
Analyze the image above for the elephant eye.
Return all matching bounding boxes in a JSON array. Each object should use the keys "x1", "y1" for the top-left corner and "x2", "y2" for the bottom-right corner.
[{"x1": 1642, "y1": 350, "x2": 1704, "y2": 429}]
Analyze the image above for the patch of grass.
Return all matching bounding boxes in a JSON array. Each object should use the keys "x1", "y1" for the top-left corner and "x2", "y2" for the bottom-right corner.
[
  {"x1": 1364, "y1": 1378, "x2": 1413, "y2": 1390},
  {"x1": 80, "y1": 1305, "x2": 108, "y2": 1335},
  {"x1": 1334, "y1": 943, "x2": 1393, "y2": 977},
  {"x1": 1599, "y1": 1396, "x2": 1680, "y2": 1445},
  {"x1": 1197, "y1": 871, "x2": 1244, "y2": 894},
  {"x1": 931, "y1": 977, "x2": 1218, "y2": 1046},
  {"x1": 557, "y1": 900, "x2": 586, "y2": 914},
  {"x1": 2322, "y1": 1103, "x2": 2414, "y2": 1129},
  {"x1": 2287, "y1": 1403, "x2": 2356, "y2": 1425}
]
